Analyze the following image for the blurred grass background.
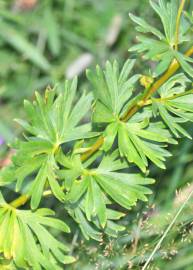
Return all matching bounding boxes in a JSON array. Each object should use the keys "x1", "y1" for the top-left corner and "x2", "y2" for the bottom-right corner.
[{"x1": 1, "y1": 1, "x2": 193, "y2": 269}]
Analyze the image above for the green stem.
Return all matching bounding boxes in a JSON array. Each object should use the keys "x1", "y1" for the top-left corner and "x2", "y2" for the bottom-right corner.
[
  {"x1": 10, "y1": 194, "x2": 29, "y2": 208},
  {"x1": 81, "y1": 136, "x2": 104, "y2": 162},
  {"x1": 10, "y1": 189, "x2": 54, "y2": 208},
  {"x1": 175, "y1": 0, "x2": 186, "y2": 51},
  {"x1": 121, "y1": 45, "x2": 193, "y2": 122}
]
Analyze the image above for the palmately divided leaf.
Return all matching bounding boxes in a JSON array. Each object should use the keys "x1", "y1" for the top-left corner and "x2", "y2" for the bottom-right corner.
[
  {"x1": 129, "y1": 0, "x2": 192, "y2": 76},
  {"x1": 103, "y1": 119, "x2": 175, "y2": 172},
  {"x1": 152, "y1": 74, "x2": 193, "y2": 138},
  {"x1": 0, "y1": 193, "x2": 74, "y2": 270},
  {"x1": 16, "y1": 78, "x2": 97, "y2": 144},
  {"x1": 68, "y1": 207, "x2": 102, "y2": 241},
  {"x1": 150, "y1": 0, "x2": 178, "y2": 43},
  {"x1": 1, "y1": 79, "x2": 99, "y2": 208},
  {"x1": 63, "y1": 150, "x2": 154, "y2": 231},
  {"x1": 87, "y1": 59, "x2": 139, "y2": 122},
  {"x1": 67, "y1": 202, "x2": 125, "y2": 241}
]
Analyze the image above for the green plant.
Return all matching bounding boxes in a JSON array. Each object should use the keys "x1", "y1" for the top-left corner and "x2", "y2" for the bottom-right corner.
[{"x1": 0, "y1": 0, "x2": 193, "y2": 268}]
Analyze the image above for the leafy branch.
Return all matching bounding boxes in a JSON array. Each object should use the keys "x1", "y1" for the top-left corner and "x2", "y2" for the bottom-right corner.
[
  {"x1": 8, "y1": 1, "x2": 193, "y2": 211},
  {"x1": 0, "y1": 1, "x2": 193, "y2": 269},
  {"x1": 66, "y1": 44, "x2": 193, "y2": 172}
]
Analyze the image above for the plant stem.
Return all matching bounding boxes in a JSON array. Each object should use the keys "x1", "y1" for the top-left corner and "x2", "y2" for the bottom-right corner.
[
  {"x1": 142, "y1": 186, "x2": 193, "y2": 270},
  {"x1": 10, "y1": 189, "x2": 54, "y2": 208},
  {"x1": 9, "y1": 45, "x2": 193, "y2": 209},
  {"x1": 175, "y1": 0, "x2": 186, "y2": 51},
  {"x1": 81, "y1": 136, "x2": 104, "y2": 161},
  {"x1": 121, "y1": 45, "x2": 193, "y2": 121},
  {"x1": 10, "y1": 194, "x2": 29, "y2": 208}
]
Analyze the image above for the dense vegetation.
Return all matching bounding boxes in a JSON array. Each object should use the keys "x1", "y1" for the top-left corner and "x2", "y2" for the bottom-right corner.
[{"x1": 0, "y1": 1, "x2": 193, "y2": 269}]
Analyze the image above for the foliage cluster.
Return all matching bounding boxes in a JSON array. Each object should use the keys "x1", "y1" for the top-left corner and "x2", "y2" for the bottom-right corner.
[{"x1": 0, "y1": 0, "x2": 193, "y2": 269}]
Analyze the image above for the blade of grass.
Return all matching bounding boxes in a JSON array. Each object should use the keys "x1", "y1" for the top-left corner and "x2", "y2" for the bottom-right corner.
[
  {"x1": 0, "y1": 21, "x2": 50, "y2": 72},
  {"x1": 142, "y1": 185, "x2": 193, "y2": 270}
]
